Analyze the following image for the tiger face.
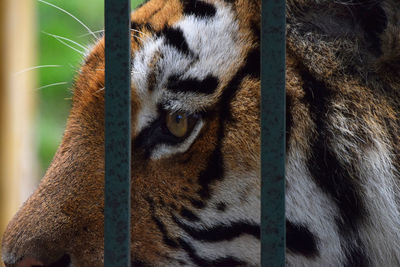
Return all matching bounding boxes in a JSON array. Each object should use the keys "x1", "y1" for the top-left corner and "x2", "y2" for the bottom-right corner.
[
  {"x1": 2, "y1": 0, "x2": 261, "y2": 266},
  {"x1": 3, "y1": 0, "x2": 400, "y2": 266}
]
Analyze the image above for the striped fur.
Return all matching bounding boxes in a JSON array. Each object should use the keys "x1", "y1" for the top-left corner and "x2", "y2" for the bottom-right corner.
[{"x1": 2, "y1": 0, "x2": 400, "y2": 266}]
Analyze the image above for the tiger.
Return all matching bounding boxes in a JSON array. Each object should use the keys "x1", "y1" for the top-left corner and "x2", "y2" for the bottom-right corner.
[{"x1": 2, "y1": 0, "x2": 400, "y2": 266}]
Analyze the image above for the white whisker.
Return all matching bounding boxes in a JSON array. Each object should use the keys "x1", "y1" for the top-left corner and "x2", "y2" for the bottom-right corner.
[
  {"x1": 37, "y1": 0, "x2": 97, "y2": 39},
  {"x1": 54, "y1": 37, "x2": 85, "y2": 55},
  {"x1": 80, "y1": 29, "x2": 153, "y2": 43},
  {"x1": 131, "y1": 29, "x2": 152, "y2": 39},
  {"x1": 131, "y1": 33, "x2": 146, "y2": 43},
  {"x1": 95, "y1": 87, "x2": 105, "y2": 93},
  {"x1": 36, "y1": 81, "x2": 68, "y2": 91},
  {"x1": 79, "y1": 30, "x2": 104, "y2": 37},
  {"x1": 14, "y1": 65, "x2": 62, "y2": 76},
  {"x1": 42, "y1": 31, "x2": 88, "y2": 51},
  {"x1": 44, "y1": 33, "x2": 85, "y2": 56}
]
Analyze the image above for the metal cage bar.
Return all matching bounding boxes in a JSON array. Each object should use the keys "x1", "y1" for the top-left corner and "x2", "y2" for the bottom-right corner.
[
  {"x1": 104, "y1": 0, "x2": 132, "y2": 265},
  {"x1": 261, "y1": 0, "x2": 286, "y2": 266}
]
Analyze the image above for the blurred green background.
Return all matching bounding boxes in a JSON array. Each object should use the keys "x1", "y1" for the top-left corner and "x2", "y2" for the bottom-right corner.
[{"x1": 37, "y1": 0, "x2": 143, "y2": 176}]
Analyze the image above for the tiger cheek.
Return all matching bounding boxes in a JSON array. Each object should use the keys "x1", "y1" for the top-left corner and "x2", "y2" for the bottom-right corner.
[{"x1": 132, "y1": 114, "x2": 219, "y2": 207}]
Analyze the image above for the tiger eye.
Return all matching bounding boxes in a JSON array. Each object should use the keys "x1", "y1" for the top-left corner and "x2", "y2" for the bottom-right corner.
[{"x1": 166, "y1": 112, "x2": 188, "y2": 137}]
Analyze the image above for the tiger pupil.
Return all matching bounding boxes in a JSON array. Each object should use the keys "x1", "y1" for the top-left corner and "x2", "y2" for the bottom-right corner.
[{"x1": 175, "y1": 114, "x2": 182, "y2": 123}]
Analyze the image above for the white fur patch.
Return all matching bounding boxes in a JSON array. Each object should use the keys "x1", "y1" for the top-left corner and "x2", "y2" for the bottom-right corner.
[
  {"x1": 350, "y1": 140, "x2": 400, "y2": 266},
  {"x1": 286, "y1": 148, "x2": 346, "y2": 266}
]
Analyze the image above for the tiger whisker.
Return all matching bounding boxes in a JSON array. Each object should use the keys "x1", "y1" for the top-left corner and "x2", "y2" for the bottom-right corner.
[
  {"x1": 80, "y1": 30, "x2": 153, "y2": 43},
  {"x1": 42, "y1": 31, "x2": 88, "y2": 52},
  {"x1": 131, "y1": 33, "x2": 146, "y2": 43},
  {"x1": 68, "y1": 63, "x2": 77, "y2": 69},
  {"x1": 95, "y1": 87, "x2": 105, "y2": 93},
  {"x1": 43, "y1": 32, "x2": 86, "y2": 56},
  {"x1": 36, "y1": 81, "x2": 68, "y2": 91},
  {"x1": 131, "y1": 29, "x2": 152, "y2": 39},
  {"x1": 79, "y1": 30, "x2": 104, "y2": 37},
  {"x1": 14, "y1": 65, "x2": 62, "y2": 76},
  {"x1": 54, "y1": 37, "x2": 86, "y2": 55},
  {"x1": 37, "y1": 0, "x2": 97, "y2": 39}
]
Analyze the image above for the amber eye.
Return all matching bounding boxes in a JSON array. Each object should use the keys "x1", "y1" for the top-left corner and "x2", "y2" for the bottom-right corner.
[{"x1": 166, "y1": 112, "x2": 188, "y2": 137}]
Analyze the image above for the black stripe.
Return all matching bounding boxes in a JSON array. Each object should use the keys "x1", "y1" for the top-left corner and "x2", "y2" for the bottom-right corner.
[
  {"x1": 243, "y1": 47, "x2": 260, "y2": 79},
  {"x1": 197, "y1": 141, "x2": 224, "y2": 199},
  {"x1": 173, "y1": 215, "x2": 260, "y2": 242},
  {"x1": 215, "y1": 202, "x2": 227, "y2": 212},
  {"x1": 178, "y1": 260, "x2": 187, "y2": 265},
  {"x1": 251, "y1": 19, "x2": 260, "y2": 44},
  {"x1": 190, "y1": 198, "x2": 206, "y2": 209},
  {"x1": 144, "y1": 197, "x2": 180, "y2": 248},
  {"x1": 167, "y1": 75, "x2": 219, "y2": 94},
  {"x1": 177, "y1": 238, "x2": 244, "y2": 267},
  {"x1": 131, "y1": 259, "x2": 151, "y2": 267},
  {"x1": 286, "y1": 220, "x2": 318, "y2": 258},
  {"x1": 195, "y1": 47, "x2": 260, "y2": 200},
  {"x1": 182, "y1": 0, "x2": 217, "y2": 18},
  {"x1": 219, "y1": 47, "x2": 260, "y2": 121},
  {"x1": 161, "y1": 27, "x2": 191, "y2": 55},
  {"x1": 130, "y1": 21, "x2": 141, "y2": 31},
  {"x1": 301, "y1": 69, "x2": 369, "y2": 264},
  {"x1": 180, "y1": 207, "x2": 200, "y2": 222},
  {"x1": 151, "y1": 214, "x2": 179, "y2": 248},
  {"x1": 303, "y1": 70, "x2": 365, "y2": 231},
  {"x1": 211, "y1": 257, "x2": 245, "y2": 267}
]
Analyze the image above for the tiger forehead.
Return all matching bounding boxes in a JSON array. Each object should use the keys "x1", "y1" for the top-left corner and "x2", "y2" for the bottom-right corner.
[{"x1": 131, "y1": 0, "x2": 243, "y2": 112}]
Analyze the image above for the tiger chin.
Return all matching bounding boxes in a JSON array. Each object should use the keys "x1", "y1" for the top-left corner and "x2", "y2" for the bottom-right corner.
[{"x1": 2, "y1": 0, "x2": 400, "y2": 266}]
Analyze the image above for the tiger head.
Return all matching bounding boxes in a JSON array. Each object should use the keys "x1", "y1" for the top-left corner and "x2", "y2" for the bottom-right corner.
[
  {"x1": 2, "y1": 0, "x2": 261, "y2": 266},
  {"x1": 3, "y1": 0, "x2": 400, "y2": 266}
]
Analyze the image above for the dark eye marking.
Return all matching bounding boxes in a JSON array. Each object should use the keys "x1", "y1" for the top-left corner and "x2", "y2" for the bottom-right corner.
[
  {"x1": 134, "y1": 109, "x2": 201, "y2": 158},
  {"x1": 167, "y1": 74, "x2": 219, "y2": 95}
]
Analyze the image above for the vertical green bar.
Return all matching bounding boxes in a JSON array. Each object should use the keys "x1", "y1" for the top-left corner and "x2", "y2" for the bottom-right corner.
[
  {"x1": 104, "y1": 0, "x2": 131, "y2": 266},
  {"x1": 261, "y1": 0, "x2": 286, "y2": 266}
]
